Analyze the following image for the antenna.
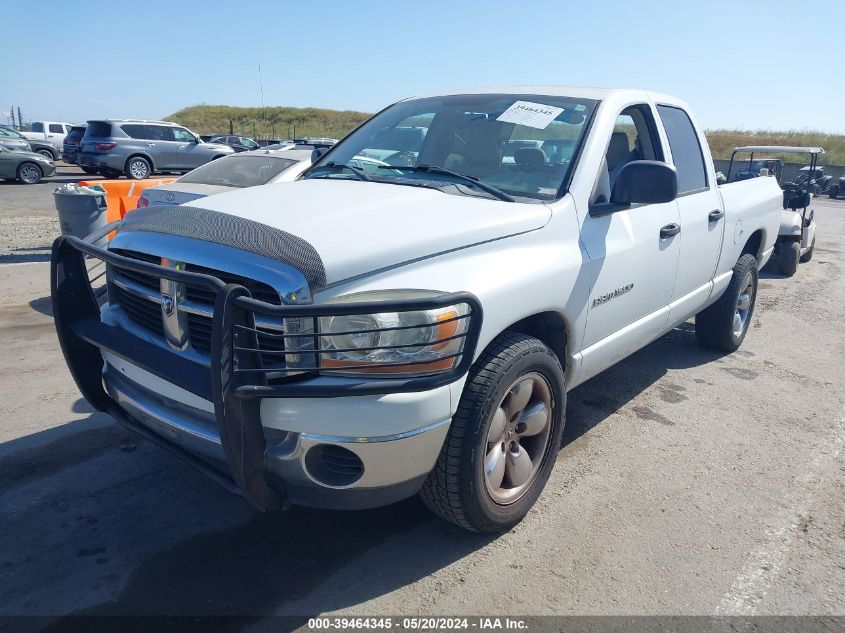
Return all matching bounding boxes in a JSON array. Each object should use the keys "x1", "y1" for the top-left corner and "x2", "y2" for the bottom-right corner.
[{"x1": 258, "y1": 62, "x2": 265, "y2": 140}]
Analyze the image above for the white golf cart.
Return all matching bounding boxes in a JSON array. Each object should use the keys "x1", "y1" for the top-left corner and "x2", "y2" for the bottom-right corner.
[{"x1": 728, "y1": 146, "x2": 822, "y2": 276}]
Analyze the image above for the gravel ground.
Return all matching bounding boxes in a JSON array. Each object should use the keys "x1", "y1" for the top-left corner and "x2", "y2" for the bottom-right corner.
[
  {"x1": 0, "y1": 175, "x2": 843, "y2": 625},
  {"x1": 0, "y1": 165, "x2": 104, "y2": 263}
]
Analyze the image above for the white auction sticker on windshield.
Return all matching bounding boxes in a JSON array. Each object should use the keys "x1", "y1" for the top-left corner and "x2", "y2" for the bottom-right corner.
[{"x1": 496, "y1": 100, "x2": 564, "y2": 129}]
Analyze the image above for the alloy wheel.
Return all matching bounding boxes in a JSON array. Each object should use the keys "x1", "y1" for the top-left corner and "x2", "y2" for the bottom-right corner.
[
  {"x1": 732, "y1": 271, "x2": 754, "y2": 337},
  {"x1": 484, "y1": 372, "x2": 554, "y2": 504},
  {"x1": 19, "y1": 165, "x2": 40, "y2": 184}
]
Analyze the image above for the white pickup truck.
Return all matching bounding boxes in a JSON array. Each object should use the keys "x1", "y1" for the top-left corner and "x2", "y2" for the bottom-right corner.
[
  {"x1": 51, "y1": 87, "x2": 781, "y2": 532},
  {"x1": 21, "y1": 121, "x2": 76, "y2": 148}
]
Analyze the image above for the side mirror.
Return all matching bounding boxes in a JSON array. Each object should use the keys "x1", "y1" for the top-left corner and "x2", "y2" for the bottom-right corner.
[
  {"x1": 193, "y1": 136, "x2": 202, "y2": 143},
  {"x1": 611, "y1": 161, "x2": 678, "y2": 205},
  {"x1": 311, "y1": 147, "x2": 328, "y2": 162}
]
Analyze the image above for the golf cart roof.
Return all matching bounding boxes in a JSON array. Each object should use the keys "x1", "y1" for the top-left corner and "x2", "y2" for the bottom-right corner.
[
  {"x1": 732, "y1": 146, "x2": 825, "y2": 154},
  {"x1": 798, "y1": 165, "x2": 824, "y2": 171}
]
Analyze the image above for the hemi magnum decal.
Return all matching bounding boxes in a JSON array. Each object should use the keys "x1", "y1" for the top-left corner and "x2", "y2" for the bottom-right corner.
[{"x1": 592, "y1": 283, "x2": 634, "y2": 307}]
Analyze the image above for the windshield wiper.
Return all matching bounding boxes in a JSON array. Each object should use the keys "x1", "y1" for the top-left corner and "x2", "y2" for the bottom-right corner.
[
  {"x1": 313, "y1": 161, "x2": 371, "y2": 182},
  {"x1": 376, "y1": 164, "x2": 514, "y2": 202}
]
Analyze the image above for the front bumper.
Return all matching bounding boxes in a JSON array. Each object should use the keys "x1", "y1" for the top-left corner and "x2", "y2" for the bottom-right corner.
[{"x1": 51, "y1": 235, "x2": 480, "y2": 511}]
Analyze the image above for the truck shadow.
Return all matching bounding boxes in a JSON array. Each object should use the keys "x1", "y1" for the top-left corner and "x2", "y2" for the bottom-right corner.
[{"x1": 1, "y1": 325, "x2": 723, "y2": 624}]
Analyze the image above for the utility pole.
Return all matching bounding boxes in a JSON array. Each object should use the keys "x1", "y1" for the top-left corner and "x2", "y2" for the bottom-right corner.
[
  {"x1": 11, "y1": 106, "x2": 16, "y2": 129},
  {"x1": 17, "y1": 107, "x2": 23, "y2": 130}
]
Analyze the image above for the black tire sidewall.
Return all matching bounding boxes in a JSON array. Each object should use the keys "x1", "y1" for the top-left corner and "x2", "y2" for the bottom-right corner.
[
  {"x1": 779, "y1": 241, "x2": 800, "y2": 275},
  {"x1": 729, "y1": 255, "x2": 758, "y2": 348},
  {"x1": 462, "y1": 339, "x2": 565, "y2": 531}
]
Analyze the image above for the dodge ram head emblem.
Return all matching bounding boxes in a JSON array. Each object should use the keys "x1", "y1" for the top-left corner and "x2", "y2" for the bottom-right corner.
[{"x1": 161, "y1": 293, "x2": 175, "y2": 317}]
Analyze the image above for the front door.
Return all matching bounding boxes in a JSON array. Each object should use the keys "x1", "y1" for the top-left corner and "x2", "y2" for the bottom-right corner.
[
  {"x1": 170, "y1": 127, "x2": 203, "y2": 170},
  {"x1": 578, "y1": 104, "x2": 681, "y2": 382}
]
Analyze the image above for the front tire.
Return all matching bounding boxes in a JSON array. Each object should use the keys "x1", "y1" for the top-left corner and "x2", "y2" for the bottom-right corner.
[
  {"x1": 16, "y1": 162, "x2": 42, "y2": 184},
  {"x1": 778, "y1": 241, "x2": 800, "y2": 276},
  {"x1": 695, "y1": 253, "x2": 758, "y2": 352},
  {"x1": 830, "y1": 185, "x2": 840, "y2": 199},
  {"x1": 800, "y1": 236, "x2": 815, "y2": 263},
  {"x1": 421, "y1": 332, "x2": 565, "y2": 533},
  {"x1": 36, "y1": 149, "x2": 54, "y2": 160},
  {"x1": 125, "y1": 156, "x2": 152, "y2": 180}
]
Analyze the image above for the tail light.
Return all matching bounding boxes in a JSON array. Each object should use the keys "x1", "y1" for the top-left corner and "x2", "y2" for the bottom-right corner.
[
  {"x1": 95, "y1": 142, "x2": 116, "y2": 150},
  {"x1": 137, "y1": 196, "x2": 149, "y2": 208}
]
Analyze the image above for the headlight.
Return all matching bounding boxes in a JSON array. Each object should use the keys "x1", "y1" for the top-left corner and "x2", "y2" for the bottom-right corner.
[{"x1": 317, "y1": 290, "x2": 472, "y2": 376}]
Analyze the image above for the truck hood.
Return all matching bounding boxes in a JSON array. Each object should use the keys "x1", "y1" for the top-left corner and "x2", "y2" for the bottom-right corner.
[{"x1": 192, "y1": 179, "x2": 551, "y2": 286}]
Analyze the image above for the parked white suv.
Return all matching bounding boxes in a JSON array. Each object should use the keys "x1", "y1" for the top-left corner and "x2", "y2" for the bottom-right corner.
[{"x1": 51, "y1": 87, "x2": 781, "y2": 532}]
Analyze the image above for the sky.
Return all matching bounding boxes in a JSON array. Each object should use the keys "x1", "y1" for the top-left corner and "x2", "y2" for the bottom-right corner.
[{"x1": 3, "y1": 0, "x2": 843, "y2": 133}]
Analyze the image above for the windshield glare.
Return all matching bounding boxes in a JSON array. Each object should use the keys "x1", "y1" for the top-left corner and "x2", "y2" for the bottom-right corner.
[
  {"x1": 179, "y1": 155, "x2": 300, "y2": 187},
  {"x1": 307, "y1": 94, "x2": 597, "y2": 201}
]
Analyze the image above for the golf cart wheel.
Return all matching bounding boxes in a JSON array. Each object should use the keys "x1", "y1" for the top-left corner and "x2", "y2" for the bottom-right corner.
[
  {"x1": 81, "y1": 166, "x2": 98, "y2": 175},
  {"x1": 800, "y1": 236, "x2": 815, "y2": 263},
  {"x1": 695, "y1": 253, "x2": 758, "y2": 352},
  {"x1": 830, "y1": 185, "x2": 839, "y2": 199},
  {"x1": 16, "y1": 162, "x2": 43, "y2": 185},
  {"x1": 778, "y1": 241, "x2": 800, "y2": 276},
  {"x1": 125, "y1": 156, "x2": 151, "y2": 180},
  {"x1": 420, "y1": 332, "x2": 565, "y2": 533}
]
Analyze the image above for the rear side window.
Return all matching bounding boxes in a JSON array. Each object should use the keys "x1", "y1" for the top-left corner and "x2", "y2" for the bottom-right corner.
[
  {"x1": 87, "y1": 122, "x2": 112, "y2": 137},
  {"x1": 657, "y1": 105, "x2": 707, "y2": 193},
  {"x1": 49, "y1": 124, "x2": 64, "y2": 133},
  {"x1": 31, "y1": 122, "x2": 44, "y2": 133},
  {"x1": 122, "y1": 124, "x2": 148, "y2": 139},
  {"x1": 146, "y1": 126, "x2": 171, "y2": 141}
]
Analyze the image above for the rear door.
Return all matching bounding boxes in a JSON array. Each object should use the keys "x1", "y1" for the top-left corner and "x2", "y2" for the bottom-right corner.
[
  {"x1": 656, "y1": 105, "x2": 724, "y2": 313},
  {"x1": 146, "y1": 125, "x2": 178, "y2": 169},
  {"x1": 578, "y1": 104, "x2": 681, "y2": 381}
]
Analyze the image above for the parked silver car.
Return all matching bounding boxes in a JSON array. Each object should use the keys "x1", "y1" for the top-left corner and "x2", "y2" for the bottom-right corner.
[
  {"x1": 0, "y1": 146, "x2": 56, "y2": 184},
  {"x1": 77, "y1": 120, "x2": 234, "y2": 180},
  {"x1": 0, "y1": 126, "x2": 32, "y2": 153},
  {"x1": 137, "y1": 148, "x2": 313, "y2": 207}
]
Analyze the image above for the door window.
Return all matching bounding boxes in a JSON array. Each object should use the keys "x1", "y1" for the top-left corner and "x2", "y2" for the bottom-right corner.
[
  {"x1": 31, "y1": 123, "x2": 44, "y2": 133},
  {"x1": 657, "y1": 105, "x2": 708, "y2": 194},
  {"x1": 49, "y1": 124, "x2": 64, "y2": 133},
  {"x1": 593, "y1": 104, "x2": 663, "y2": 204},
  {"x1": 171, "y1": 128, "x2": 195, "y2": 142}
]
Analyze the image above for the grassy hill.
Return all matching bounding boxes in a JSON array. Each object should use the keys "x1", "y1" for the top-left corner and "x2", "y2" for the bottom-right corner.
[
  {"x1": 166, "y1": 105, "x2": 845, "y2": 164},
  {"x1": 166, "y1": 105, "x2": 370, "y2": 141}
]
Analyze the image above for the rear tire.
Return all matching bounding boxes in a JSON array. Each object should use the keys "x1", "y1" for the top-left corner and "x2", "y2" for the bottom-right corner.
[
  {"x1": 695, "y1": 253, "x2": 758, "y2": 352},
  {"x1": 81, "y1": 166, "x2": 98, "y2": 175},
  {"x1": 829, "y1": 185, "x2": 839, "y2": 199},
  {"x1": 420, "y1": 332, "x2": 565, "y2": 533},
  {"x1": 125, "y1": 156, "x2": 151, "y2": 180},
  {"x1": 778, "y1": 241, "x2": 800, "y2": 276},
  {"x1": 800, "y1": 236, "x2": 815, "y2": 263},
  {"x1": 16, "y1": 162, "x2": 42, "y2": 184}
]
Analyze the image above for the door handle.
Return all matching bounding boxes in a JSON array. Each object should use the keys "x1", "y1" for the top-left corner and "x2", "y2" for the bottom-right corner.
[
  {"x1": 147, "y1": 143, "x2": 156, "y2": 147},
  {"x1": 660, "y1": 223, "x2": 681, "y2": 239},
  {"x1": 708, "y1": 209, "x2": 725, "y2": 222}
]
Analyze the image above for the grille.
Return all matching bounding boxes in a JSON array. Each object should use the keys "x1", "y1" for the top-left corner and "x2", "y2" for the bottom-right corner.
[
  {"x1": 110, "y1": 283, "x2": 164, "y2": 336},
  {"x1": 108, "y1": 249, "x2": 287, "y2": 368}
]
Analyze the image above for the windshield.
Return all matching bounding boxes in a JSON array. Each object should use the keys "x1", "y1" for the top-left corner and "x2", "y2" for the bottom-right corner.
[
  {"x1": 178, "y1": 155, "x2": 300, "y2": 187},
  {"x1": 306, "y1": 93, "x2": 597, "y2": 201}
]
